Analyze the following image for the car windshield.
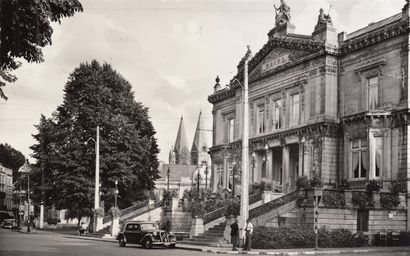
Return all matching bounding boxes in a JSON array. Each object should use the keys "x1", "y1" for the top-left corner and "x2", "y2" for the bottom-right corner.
[{"x1": 140, "y1": 223, "x2": 157, "y2": 230}]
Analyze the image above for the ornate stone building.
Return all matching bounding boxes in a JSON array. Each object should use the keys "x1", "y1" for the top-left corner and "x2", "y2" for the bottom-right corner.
[{"x1": 209, "y1": 0, "x2": 410, "y2": 232}]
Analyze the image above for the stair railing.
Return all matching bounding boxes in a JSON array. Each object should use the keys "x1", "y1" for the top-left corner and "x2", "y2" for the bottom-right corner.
[
  {"x1": 249, "y1": 190, "x2": 298, "y2": 219},
  {"x1": 203, "y1": 193, "x2": 262, "y2": 225}
]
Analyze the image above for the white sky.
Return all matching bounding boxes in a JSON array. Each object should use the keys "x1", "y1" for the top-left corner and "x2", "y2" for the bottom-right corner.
[{"x1": 0, "y1": 0, "x2": 403, "y2": 163}]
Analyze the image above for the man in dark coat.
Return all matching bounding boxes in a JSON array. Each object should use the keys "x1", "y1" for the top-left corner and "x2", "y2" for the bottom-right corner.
[{"x1": 230, "y1": 218, "x2": 239, "y2": 251}]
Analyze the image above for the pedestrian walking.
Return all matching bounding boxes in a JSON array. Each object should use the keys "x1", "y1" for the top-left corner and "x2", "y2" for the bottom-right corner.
[
  {"x1": 230, "y1": 218, "x2": 239, "y2": 251},
  {"x1": 243, "y1": 218, "x2": 253, "y2": 251}
]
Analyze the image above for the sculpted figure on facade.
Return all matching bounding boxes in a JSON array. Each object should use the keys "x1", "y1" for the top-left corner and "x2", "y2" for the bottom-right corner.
[
  {"x1": 317, "y1": 8, "x2": 332, "y2": 25},
  {"x1": 274, "y1": 0, "x2": 291, "y2": 27}
]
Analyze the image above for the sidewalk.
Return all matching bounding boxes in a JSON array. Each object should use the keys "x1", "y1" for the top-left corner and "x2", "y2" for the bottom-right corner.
[{"x1": 61, "y1": 234, "x2": 410, "y2": 255}]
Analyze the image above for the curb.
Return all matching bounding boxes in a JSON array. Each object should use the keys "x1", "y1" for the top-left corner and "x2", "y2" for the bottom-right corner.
[
  {"x1": 60, "y1": 235, "x2": 410, "y2": 255},
  {"x1": 178, "y1": 247, "x2": 410, "y2": 255}
]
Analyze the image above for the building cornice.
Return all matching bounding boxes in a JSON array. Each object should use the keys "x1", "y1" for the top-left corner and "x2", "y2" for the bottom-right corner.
[{"x1": 340, "y1": 20, "x2": 409, "y2": 55}]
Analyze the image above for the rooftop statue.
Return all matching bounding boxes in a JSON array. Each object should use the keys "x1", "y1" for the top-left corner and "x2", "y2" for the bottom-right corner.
[
  {"x1": 317, "y1": 8, "x2": 332, "y2": 25},
  {"x1": 274, "y1": 0, "x2": 291, "y2": 27}
]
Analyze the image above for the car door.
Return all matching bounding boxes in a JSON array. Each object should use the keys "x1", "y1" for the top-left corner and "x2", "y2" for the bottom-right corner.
[
  {"x1": 124, "y1": 224, "x2": 138, "y2": 244},
  {"x1": 134, "y1": 224, "x2": 144, "y2": 243}
]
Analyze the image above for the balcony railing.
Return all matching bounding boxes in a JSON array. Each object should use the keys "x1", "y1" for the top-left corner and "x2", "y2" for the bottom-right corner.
[{"x1": 348, "y1": 179, "x2": 400, "y2": 191}]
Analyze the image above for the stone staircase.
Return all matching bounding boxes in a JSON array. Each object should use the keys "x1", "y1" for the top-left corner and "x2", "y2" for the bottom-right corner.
[{"x1": 179, "y1": 221, "x2": 231, "y2": 247}]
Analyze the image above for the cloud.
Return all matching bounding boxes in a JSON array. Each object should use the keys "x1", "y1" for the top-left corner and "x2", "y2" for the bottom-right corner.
[{"x1": 166, "y1": 75, "x2": 187, "y2": 89}]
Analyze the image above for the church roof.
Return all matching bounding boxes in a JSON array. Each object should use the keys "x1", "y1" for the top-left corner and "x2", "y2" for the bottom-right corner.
[
  {"x1": 158, "y1": 164, "x2": 198, "y2": 181},
  {"x1": 191, "y1": 111, "x2": 207, "y2": 153},
  {"x1": 174, "y1": 116, "x2": 190, "y2": 154}
]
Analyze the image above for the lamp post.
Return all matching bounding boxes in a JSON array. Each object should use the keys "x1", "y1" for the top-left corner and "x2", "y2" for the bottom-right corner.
[
  {"x1": 114, "y1": 180, "x2": 119, "y2": 209},
  {"x1": 240, "y1": 45, "x2": 252, "y2": 228},
  {"x1": 18, "y1": 162, "x2": 31, "y2": 232},
  {"x1": 203, "y1": 162, "x2": 209, "y2": 189},
  {"x1": 195, "y1": 170, "x2": 202, "y2": 200},
  {"x1": 232, "y1": 160, "x2": 236, "y2": 198},
  {"x1": 301, "y1": 136, "x2": 306, "y2": 176},
  {"x1": 251, "y1": 152, "x2": 256, "y2": 184},
  {"x1": 85, "y1": 125, "x2": 100, "y2": 233},
  {"x1": 167, "y1": 167, "x2": 170, "y2": 191}
]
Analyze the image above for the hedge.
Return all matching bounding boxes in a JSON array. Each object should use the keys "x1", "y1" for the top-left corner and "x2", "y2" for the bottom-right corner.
[{"x1": 252, "y1": 226, "x2": 364, "y2": 249}]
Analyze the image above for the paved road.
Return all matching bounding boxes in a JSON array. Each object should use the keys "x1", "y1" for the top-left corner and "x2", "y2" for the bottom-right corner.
[
  {"x1": 0, "y1": 229, "x2": 408, "y2": 256},
  {"x1": 0, "y1": 229, "x2": 207, "y2": 256}
]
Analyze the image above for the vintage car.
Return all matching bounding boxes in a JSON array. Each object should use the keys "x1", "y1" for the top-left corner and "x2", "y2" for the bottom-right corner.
[
  {"x1": 116, "y1": 221, "x2": 176, "y2": 249},
  {"x1": 1, "y1": 219, "x2": 16, "y2": 229}
]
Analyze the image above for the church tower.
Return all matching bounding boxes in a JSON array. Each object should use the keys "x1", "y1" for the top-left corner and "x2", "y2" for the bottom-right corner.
[
  {"x1": 173, "y1": 116, "x2": 191, "y2": 165},
  {"x1": 191, "y1": 111, "x2": 210, "y2": 166}
]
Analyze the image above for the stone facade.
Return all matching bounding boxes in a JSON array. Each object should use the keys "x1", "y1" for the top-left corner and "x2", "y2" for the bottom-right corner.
[
  {"x1": 208, "y1": 2, "x2": 410, "y2": 232},
  {"x1": 0, "y1": 164, "x2": 13, "y2": 210}
]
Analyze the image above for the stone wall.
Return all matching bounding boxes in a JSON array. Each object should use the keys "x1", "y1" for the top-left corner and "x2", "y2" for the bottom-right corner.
[{"x1": 321, "y1": 137, "x2": 338, "y2": 186}]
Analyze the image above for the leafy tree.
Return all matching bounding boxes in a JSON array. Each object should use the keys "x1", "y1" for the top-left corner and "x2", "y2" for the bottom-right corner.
[
  {"x1": 31, "y1": 60, "x2": 160, "y2": 218},
  {"x1": 0, "y1": 0, "x2": 83, "y2": 100},
  {"x1": 0, "y1": 143, "x2": 26, "y2": 182}
]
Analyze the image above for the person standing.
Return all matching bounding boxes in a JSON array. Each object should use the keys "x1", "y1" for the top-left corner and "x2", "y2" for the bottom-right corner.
[
  {"x1": 244, "y1": 218, "x2": 253, "y2": 251},
  {"x1": 230, "y1": 218, "x2": 239, "y2": 251}
]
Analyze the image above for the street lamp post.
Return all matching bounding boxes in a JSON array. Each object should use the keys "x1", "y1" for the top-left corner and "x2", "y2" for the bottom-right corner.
[
  {"x1": 203, "y1": 162, "x2": 209, "y2": 189},
  {"x1": 251, "y1": 152, "x2": 256, "y2": 184},
  {"x1": 27, "y1": 169, "x2": 30, "y2": 232},
  {"x1": 85, "y1": 125, "x2": 100, "y2": 233},
  {"x1": 301, "y1": 137, "x2": 306, "y2": 176},
  {"x1": 167, "y1": 167, "x2": 170, "y2": 191},
  {"x1": 232, "y1": 160, "x2": 236, "y2": 198},
  {"x1": 195, "y1": 171, "x2": 202, "y2": 200},
  {"x1": 240, "y1": 45, "x2": 252, "y2": 229},
  {"x1": 114, "y1": 180, "x2": 119, "y2": 209}
]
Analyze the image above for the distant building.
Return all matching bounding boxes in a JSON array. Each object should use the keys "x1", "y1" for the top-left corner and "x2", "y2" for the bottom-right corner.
[
  {"x1": 0, "y1": 164, "x2": 13, "y2": 210},
  {"x1": 208, "y1": 1, "x2": 410, "y2": 233},
  {"x1": 156, "y1": 112, "x2": 211, "y2": 198}
]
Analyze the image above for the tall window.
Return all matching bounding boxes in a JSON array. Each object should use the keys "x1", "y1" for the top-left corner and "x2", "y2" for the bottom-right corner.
[
  {"x1": 372, "y1": 137, "x2": 383, "y2": 178},
  {"x1": 215, "y1": 164, "x2": 224, "y2": 187},
  {"x1": 351, "y1": 139, "x2": 368, "y2": 179},
  {"x1": 273, "y1": 99, "x2": 282, "y2": 130},
  {"x1": 228, "y1": 118, "x2": 234, "y2": 143},
  {"x1": 368, "y1": 76, "x2": 378, "y2": 110},
  {"x1": 290, "y1": 94, "x2": 300, "y2": 126},
  {"x1": 257, "y1": 105, "x2": 265, "y2": 134}
]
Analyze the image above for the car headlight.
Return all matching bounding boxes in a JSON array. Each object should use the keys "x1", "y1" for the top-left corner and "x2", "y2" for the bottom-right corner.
[
  {"x1": 153, "y1": 232, "x2": 157, "y2": 236},
  {"x1": 169, "y1": 232, "x2": 174, "y2": 235}
]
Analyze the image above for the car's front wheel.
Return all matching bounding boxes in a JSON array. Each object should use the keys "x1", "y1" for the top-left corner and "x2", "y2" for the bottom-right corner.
[
  {"x1": 118, "y1": 237, "x2": 126, "y2": 247},
  {"x1": 168, "y1": 244, "x2": 176, "y2": 248},
  {"x1": 142, "y1": 238, "x2": 153, "y2": 249}
]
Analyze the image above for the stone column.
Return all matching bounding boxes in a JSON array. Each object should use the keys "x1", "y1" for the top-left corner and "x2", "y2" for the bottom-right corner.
[
  {"x1": 282, "y1": 145, "x2": 290, "y2": 193},
  {"x1": 223, "y1": 156, "x2": 228, "y2": 190}
]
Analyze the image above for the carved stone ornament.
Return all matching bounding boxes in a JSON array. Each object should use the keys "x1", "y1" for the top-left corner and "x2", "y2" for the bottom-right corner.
[{"x1": 274, "y1": 0, "x2": 291, "y2": 27}]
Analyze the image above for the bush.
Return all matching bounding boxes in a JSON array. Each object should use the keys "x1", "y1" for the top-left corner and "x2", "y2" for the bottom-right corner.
[
  {"x1": 309, "y1": 175, "x2": 322, "y2": 188},
  {"x1": 352, "y1": 192, "x2": 373, "y2": 208},
  {"x1": 224, "y1": 198, "x2": 239, "y2": 217},
  {"x1": 252, "y1": 226, "x2": 363, "y2": 249},
  {"x1": 94, "y1": 207, "x2": 104, "y2": 218},
  {"x1": 191, "y1": 200, "x2": 206, "y2": 218},
  {"x1": 296, "y1": 176, "x2": 309, "y2": 191},
  {"x1": 399, "y1": 232, "x2": 410, "y2": 246},
  {"x1": 391, "y1": 181, "x2": 403, "y2": 194},
  {"x1": 366, "y1": 180, "x2": 381, "y2": 193},
  {"x1": 380, "y1": 193, "x2": 401, "y2": 209},
  {"x1": 109, "y1": 207, "x2": 120, "y2": 218}
]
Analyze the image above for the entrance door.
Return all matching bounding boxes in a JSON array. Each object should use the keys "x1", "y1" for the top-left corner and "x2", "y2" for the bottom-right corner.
[{"x1": 271, "y1": 148, "x2": 282, "y2": 185}]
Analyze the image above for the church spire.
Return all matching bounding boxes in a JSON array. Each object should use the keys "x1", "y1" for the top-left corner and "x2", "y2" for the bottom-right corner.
[
  {"x1": 191, "y1": 111, "x2": 209, "y2": 165},
  {"x1": 173, "y1": 116, "x2": 190, "y2": 165}
]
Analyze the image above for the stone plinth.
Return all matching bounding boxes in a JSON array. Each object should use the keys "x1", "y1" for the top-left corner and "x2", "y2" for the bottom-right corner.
[
  {"x1": 312, "y1": 23, "x2": 337, "y2": 44},
  {"x1": 96, "y1": 217, "x2": 103, "y2": 232},
  {"x1": 268, "y1": 23, "x2": 296, "y2": 38},
  {"x1": 189, "y1": 217, "x2": 204, "y2": 238},
  {"x1": 111, "y1": 217, "x2": 120, "y2": 237}
]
